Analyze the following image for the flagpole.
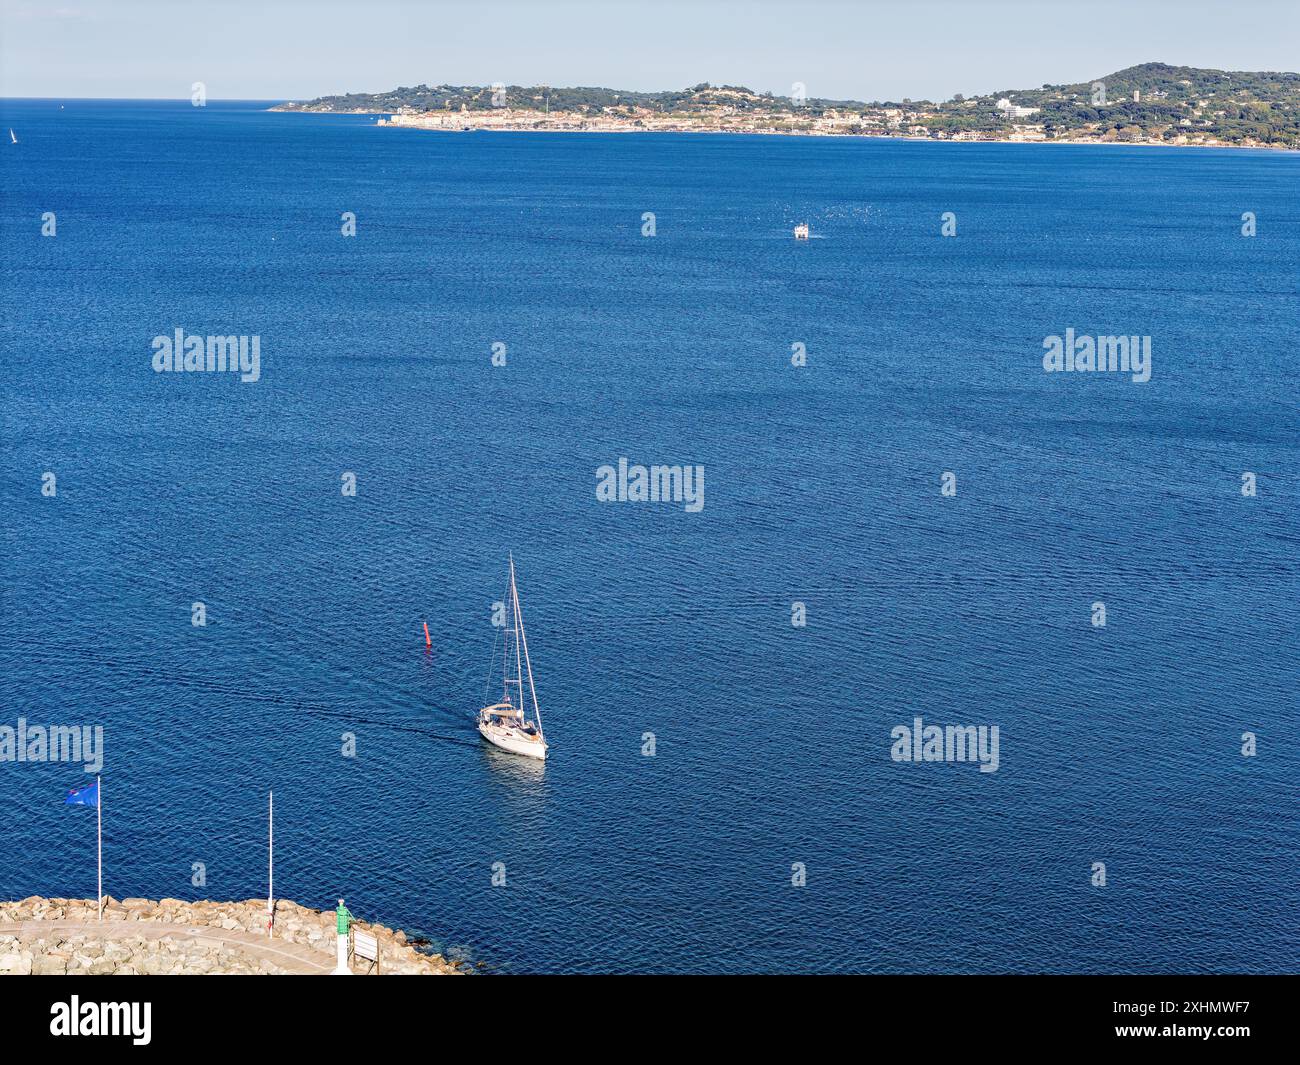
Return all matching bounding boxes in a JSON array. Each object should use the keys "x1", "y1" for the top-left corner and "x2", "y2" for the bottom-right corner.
[
  {"x1": 267, "y1": 790, "x2": 274, "y2": 939},
  {"x1": 96, "y1": 775, "x2": 102, "y2": 922}
]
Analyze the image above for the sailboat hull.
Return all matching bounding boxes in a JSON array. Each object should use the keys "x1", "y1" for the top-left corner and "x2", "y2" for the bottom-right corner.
[{"x1": 478, "y1": 721, "x2": 548, "y2": 760}]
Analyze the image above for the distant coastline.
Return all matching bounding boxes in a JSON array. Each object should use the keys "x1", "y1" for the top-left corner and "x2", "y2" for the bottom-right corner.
[
  {"x1": 269, "y1": 63, "x2": 1300, "y2": 150},
  {"x1": 267, "y1": 105, "x2": 1296, "y2": 151}
]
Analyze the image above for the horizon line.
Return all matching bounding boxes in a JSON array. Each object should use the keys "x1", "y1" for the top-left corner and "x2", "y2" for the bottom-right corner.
[{"x1": 6, "y1": 60, "x2": 1300, "y2": 107}]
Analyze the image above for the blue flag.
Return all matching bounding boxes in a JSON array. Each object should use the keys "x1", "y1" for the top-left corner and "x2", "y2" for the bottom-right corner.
[{"x1": 64, "y1": 781, "x2": 99, "y2": 807}]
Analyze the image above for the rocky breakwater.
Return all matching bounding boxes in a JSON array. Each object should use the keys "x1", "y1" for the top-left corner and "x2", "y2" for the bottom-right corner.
[{"x1": 0, "y1": 897, "x2": 465, "y2": 975}]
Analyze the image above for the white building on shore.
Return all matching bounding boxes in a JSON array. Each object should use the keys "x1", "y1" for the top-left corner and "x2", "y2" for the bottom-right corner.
[{"x1": 996, "y1": 98, "x2": 1040, "y2": 120}]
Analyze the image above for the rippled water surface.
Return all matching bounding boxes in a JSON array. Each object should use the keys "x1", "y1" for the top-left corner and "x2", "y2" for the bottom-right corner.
[{"x1": 1, "y1": 99, "x2": 1297, "y2": 973}]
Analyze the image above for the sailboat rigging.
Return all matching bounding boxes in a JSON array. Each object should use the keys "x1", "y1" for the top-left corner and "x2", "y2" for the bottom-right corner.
[{"x1": 477, "y1": 556, "x2": 548, "y2": 760}]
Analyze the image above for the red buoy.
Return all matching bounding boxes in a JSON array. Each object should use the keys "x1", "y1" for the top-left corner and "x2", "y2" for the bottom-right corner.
[{"x1": 423, "y1": 621, "x2": 431, "y2": 649}]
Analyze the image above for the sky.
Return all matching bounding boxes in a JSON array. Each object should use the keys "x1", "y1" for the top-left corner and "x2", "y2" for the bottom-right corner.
[{"x1": 2, "y1": 0, "x2": 1298, "y2": 102}]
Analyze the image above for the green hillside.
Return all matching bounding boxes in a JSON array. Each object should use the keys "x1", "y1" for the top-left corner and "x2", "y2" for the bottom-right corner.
[{"x1": 274, "y1": 63, "x2": 1300, "y2": 147}]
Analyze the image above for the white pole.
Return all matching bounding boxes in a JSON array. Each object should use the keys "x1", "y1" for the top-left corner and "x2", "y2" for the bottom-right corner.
[
  {"x1": 267, "y1": 790, "x2": 274, "y2": 939},
  {"x1": 509, "y1": 557, "x2": 526, "y2": 716},
  {"x1": 515, "y1": 575, "x2": 543, "y2": 739},
  {"x1": 96, "y1": 775, "x2": 102, "y2": 922}
]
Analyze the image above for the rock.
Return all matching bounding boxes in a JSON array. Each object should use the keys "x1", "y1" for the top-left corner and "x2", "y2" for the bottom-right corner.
[{"x1": 0, "y1": 897, "x2": 465, "y2": 975}]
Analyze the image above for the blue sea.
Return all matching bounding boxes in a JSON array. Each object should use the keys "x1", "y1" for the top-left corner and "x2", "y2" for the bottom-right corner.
[{"x1": 1, "y1": 99, "x2": 1296, "y2": 974}]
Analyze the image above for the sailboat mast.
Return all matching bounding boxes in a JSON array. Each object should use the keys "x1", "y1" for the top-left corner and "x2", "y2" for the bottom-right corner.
[
  {"x1": 501, "y1": 577, "x2": 513, "y2": 703},
  {"x1": 509, "y1": 556, "x2": 527, "y2": 717},
  {"x1": 513, "y1": 562, "x2": 544, "y2": 739}
]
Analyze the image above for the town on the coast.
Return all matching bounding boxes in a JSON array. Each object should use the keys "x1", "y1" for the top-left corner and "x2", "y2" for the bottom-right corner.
[{"x1": 272, "y1": 63, "x2": 1300, "y2": 148}]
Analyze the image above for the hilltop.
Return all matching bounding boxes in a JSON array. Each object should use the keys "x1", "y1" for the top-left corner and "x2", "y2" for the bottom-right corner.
[
  {"x1": 272, "y1": 63, "x2": 1300, "y2": 147},
  {"x1": 927, "y1": 63, "x2": 1300, "y2": 146}
]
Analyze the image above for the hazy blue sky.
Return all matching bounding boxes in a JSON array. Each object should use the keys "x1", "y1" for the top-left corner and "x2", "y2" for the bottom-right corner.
[{"x1": 3, "y1": 0, "x2": 1298, "y2": 101}]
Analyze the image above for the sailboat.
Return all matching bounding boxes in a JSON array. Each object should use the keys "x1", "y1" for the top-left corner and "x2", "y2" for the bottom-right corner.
[
  {"x1": 9, "y1": 129, "x2": 16, "y2": 145},
  {"x1": 477, "y1": 557, "x2": 548, "y2": 760}
]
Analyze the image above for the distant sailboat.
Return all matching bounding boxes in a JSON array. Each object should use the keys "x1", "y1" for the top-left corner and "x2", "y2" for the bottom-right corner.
[
  {"x1": 477, "y1": 557, "x2": 548, "y2": 760},
  {"x1": 9, "y1": 129, "x2": 16, "y2": 145}
]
